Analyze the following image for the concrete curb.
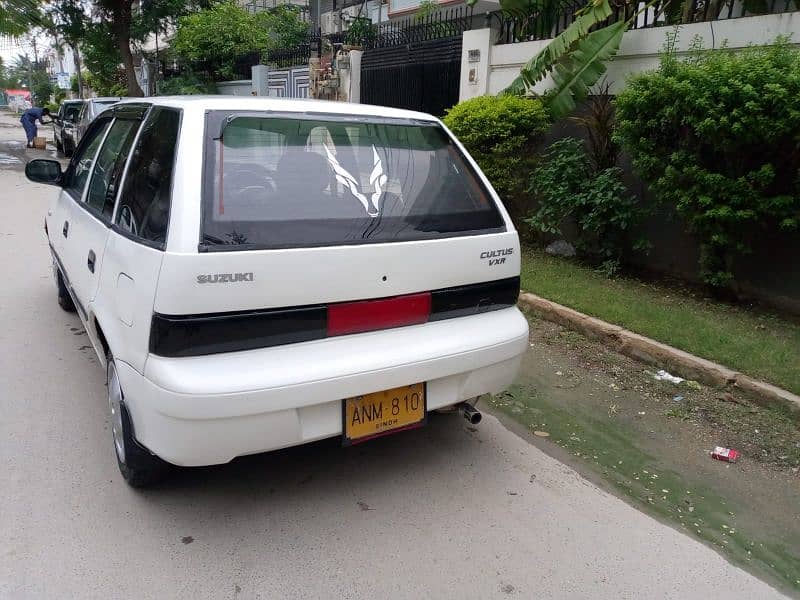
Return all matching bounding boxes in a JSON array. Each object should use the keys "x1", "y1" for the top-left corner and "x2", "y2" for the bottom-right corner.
[{"x1": 518, "y1": 292, "x2": 800, "y2": 417}]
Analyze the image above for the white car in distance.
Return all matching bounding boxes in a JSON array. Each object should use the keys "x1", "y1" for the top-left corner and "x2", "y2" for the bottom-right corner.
[{"x1": 25, "y1": 97, "x2": 529, "y2": 487}]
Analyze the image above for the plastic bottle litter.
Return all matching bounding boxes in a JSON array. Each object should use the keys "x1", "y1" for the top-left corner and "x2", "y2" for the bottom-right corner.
[
  {"x1": 654, "y1": 370, "x2": 685, "y2": 384},
  {"x1": 711, "y1": 447, "x2": 740, "y2": 463}
]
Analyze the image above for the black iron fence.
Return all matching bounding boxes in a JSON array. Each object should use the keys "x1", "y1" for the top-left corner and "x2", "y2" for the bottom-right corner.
[
  {"x1": 345, "y1": 6, "x2": 477, "y2": 48},
  {"x1": 493, "y1": 0, "x2": 799, "y2": 44},
  {"x1": 264, "y1": 32, "x2": 322, "y2": 68}
]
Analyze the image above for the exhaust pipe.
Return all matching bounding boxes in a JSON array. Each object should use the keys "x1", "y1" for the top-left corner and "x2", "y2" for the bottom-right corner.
[{"x1": 458, "y1": 402, "x2": 482, "y2": 425}]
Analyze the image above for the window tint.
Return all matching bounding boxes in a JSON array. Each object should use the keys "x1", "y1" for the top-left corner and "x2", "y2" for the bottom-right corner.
[
  {"x1": 202, "y1": 114, "x2": 504, "y2": 249},
  {"x1": 64, "y1": 103, "x2": 82, "y2": 121},
  {"x1": 65, "y1": 117, "x2": 112, "y2": 200},
  {"x1": 115, "y1": 108, "x2": 180, "y2": 245},
  {"x1": 84, "y1": 119, "x2": 140, "y2": 219}
]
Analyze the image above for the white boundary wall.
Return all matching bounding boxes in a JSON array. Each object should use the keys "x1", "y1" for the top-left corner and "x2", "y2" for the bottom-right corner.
[{"x1": 460, "y1": 12, "x2": 799, "y2": 101}]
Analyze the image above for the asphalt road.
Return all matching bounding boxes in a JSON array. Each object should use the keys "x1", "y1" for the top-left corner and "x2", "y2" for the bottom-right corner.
[{"x1": 0, "y1": 110, "x2": 787, "y2": 599}]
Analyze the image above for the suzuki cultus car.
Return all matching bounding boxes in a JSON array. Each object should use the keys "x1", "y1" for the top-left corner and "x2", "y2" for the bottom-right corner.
[{"x1": 26, "y1": 97, "x2": 529, "y2": 487}]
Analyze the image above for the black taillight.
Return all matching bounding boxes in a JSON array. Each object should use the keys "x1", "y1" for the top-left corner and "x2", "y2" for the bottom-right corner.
[{"x1": 149, "y1": 277, "x2": 520, "y2": 357}]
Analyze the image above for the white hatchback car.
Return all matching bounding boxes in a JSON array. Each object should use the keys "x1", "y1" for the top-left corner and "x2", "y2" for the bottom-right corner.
[{"x1": 26, "y1": 97, "x2": 529, "y2": 487}]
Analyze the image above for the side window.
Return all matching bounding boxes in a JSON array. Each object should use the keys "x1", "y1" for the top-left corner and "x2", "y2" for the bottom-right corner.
[
  {"x1": 84, "y1": 118, "x2": 141, "y2": 219},
  {"x1": 115, "y1": 108, "x2": 180, "y2": 245},
  {"x1": 64, "y1": 117, "x2": 112, "y2": 200}
]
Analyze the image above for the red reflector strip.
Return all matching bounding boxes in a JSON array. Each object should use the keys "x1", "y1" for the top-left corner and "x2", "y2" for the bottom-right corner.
[{"x1": 327, "y1": 292, "x2": 432, "y2": 337}]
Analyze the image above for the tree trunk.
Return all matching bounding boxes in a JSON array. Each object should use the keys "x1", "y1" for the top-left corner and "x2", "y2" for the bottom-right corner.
[
  {"x1": 111, "y1": 1, "x2": 143, "y2": 97},
  {"x1": 72, "y1": 44, "x2": 84, "y2": 98}
]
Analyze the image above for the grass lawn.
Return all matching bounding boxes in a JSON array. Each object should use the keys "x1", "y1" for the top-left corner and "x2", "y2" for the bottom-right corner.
[{"x1": 519, "y1": 248, "x2": 800, "y2": 395}]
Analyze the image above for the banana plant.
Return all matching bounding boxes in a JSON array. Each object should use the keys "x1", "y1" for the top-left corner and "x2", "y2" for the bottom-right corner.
[
  {"x1": 470, "y1": 0, "x2": 664, "y2": 119},
  {"x1": 506, "y1": 0, "x2": 627, "y2": 118}
]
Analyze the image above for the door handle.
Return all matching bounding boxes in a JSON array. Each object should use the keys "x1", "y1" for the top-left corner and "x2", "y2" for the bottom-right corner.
[
  {"x1": 62, "y1": 221, "x2": 69, "y2": 238},
  {"x1": 87, "y1": 250, "x2": 96, "y2": 273}
]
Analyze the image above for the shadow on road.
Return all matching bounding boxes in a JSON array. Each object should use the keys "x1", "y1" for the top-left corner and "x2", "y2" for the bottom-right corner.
[{"x1": 140, "y1": 412, "x2": 481, "y2": 503}]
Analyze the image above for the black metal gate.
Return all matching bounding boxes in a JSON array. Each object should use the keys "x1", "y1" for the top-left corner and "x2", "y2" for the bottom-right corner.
[{"x1": 359, "y1": 8, "x2": 474, "y2": 117}]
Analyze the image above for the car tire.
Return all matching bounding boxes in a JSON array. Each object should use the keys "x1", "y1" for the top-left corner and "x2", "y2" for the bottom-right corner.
[
  {"x1": 56, "y1": 138, "x2": 63, "y2": 153},
  {"x1": 64, "y1": 142, "x2": 74, "y2": 157},
  {"x1": 107, "y1": 356, "x2": 170, "y2": 488},
  {"x1": 56, "y1": 269, "x2": 76, "y2": 312}
]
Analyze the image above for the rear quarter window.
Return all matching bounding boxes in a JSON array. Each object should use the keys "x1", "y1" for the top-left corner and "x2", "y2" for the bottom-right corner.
[{"x1": 201, "y1": 112, "x2": 504, "y2": 250}]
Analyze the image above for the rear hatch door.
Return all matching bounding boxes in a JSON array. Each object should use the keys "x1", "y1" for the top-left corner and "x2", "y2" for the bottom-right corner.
[{"x1": 153, "y1": 111, "x2": 520, "y2": 356}]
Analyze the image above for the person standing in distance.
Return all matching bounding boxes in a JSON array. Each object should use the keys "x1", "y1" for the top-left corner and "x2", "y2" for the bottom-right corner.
[{"x1": 20, "y1": 106, "x2": 51, "y2": 149}]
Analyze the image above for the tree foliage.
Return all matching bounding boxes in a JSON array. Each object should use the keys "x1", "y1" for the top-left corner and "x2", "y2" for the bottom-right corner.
[
  {"x1": 80, "y1": 21, "x2": 127, "y2": 95},
  {"x1": 91, "y1": 0, "x2": 212, "y2": 96},
  {"x1": 614, "y1": 39, "x2": 800, "y2": 288},
  {"x1": 172, "y1": 2, "x2": 308, "y2": 79},
  {"x1": 0, "y1": 57, "x2": 19, "y2": 88},
  {"x1": 31, "y1": 67, "x2": 53, "y2": 103},
  {"x1": 443, "y1": 94, "x2": 550, "y2": 224},
  {"x1": 0, "y1": 0, "x2": 43, "y2": 36},
  {"x1": 258, "y1": 5, "x2": 310, "y2": 48},
  {"x1": 42, "y1": 0, "x2": 88, "y2": 97}
]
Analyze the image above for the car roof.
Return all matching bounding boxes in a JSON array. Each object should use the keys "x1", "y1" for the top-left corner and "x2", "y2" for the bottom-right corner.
[
  {"x1": 115, "y1": 96, "x2": 440, "y2": 122},
  {"x1": 91, "y1": 97, "x2": 124, "y2": 103},
  {"x1": 62, "y1": 99, "x2": 84, "y2": 104}
]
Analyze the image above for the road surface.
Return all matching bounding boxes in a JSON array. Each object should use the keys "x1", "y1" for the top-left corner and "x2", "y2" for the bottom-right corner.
[{"x1": 0, "y1": 110, "x2": 786, "y2": 599}]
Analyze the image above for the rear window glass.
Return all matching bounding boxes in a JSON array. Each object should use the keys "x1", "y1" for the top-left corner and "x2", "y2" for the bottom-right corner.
[
  {"x1": 64, "y1": 103, "x2": 82, "y2": 120},
  {"x1": 201, "y1": 113, "x2": 504, "y2": 249}
]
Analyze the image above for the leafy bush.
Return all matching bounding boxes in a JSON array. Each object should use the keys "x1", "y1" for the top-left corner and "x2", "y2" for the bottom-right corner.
[
  {"x1": 615, "y1": 39, "x2": 800, "y2": 288},
  {"x1": 443, "y1": 95, "x2": 549, "y2": 223},
  {"x1": 527, "y1": 137, "x2": 644, "y2": 266},
  {"x1": 158, "y1": 73, "x2": 214, "y2": 95},
  {"x1": 255, "y1": 5, "x2": 310, "y2": 49},
  {"x1": 31, "y1": 72, "x2": 54, "y2": 106},
  {"x1": 345, "y1": 17, "x2": 374, "y2": 46},
  {"x1": 172, "y1": 2, "x2": 309, "y2": 80}
]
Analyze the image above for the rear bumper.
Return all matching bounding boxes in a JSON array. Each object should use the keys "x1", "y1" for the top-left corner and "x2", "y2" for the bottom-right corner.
[{"x1": 116, "y1": 307, "x2": 529, "y2": 466}]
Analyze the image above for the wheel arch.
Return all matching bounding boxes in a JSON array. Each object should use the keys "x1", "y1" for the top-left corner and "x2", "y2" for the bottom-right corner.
[{"x1": 90, "y1": 314, "x2": 111, "y2": 370}]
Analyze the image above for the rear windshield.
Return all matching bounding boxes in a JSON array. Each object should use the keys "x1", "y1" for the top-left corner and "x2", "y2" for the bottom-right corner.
[
  {"x1": 64, "y1": 103, "x2": 82, "y2": 120},
  {"x1": 201, "y1": 113, "x2": 504, "y2": 249}
]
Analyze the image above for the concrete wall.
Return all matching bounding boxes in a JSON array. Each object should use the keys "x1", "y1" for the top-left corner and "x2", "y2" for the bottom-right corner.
[
  {"x1": 542, "y1": 109, "x2": 800, "y2": 314},
  {"x1": 216, "y1": 80, "x2": 254, "y2": 96},
  {"x1": 460, "y1": 12, "x2": 800, "y2": 100}
]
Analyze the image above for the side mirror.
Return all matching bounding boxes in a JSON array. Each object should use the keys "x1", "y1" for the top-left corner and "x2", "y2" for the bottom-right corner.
[{"x1": 25, "y1": 159, "x2": 63, "y2": 186}]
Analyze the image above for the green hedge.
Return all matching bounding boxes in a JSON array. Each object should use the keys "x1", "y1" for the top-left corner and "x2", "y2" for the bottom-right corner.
[
  {"x1": 444, "y1": 95, "x2": 549, "y2": 224},
  {"x1": 615, "y1": 39, "x2": 800, "y2": 288}
]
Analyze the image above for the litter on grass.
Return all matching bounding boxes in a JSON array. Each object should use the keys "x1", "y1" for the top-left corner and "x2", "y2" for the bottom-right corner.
[
  {"x1": 711, "y1": 446, "x2": 740, "y2": 463},
  {"x1": 654, "y1": 370, "x2": 685, "y2": 384}
]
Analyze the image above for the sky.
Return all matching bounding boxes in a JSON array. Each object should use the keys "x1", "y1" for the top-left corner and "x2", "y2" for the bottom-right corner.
[{"x1": 1, "y1": 33, "x2": 51, "y2": 70}]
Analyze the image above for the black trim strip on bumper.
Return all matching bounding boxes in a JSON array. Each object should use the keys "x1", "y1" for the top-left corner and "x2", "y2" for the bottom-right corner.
[{"x1": 149, "y1": 276, "x2": 520, "y2": 358}]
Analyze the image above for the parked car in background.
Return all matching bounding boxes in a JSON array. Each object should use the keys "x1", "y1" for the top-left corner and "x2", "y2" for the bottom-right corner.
[
  {"x1": 7, "y1": 94, "x2": 32, "y2": 113},
  {"x1": 74, "y1": 97, "x2": 122, "y2": 146},
  {"x1": 24, "y1": 97, "x2": 528, "y2": 487},
  {"x1": 53, "y1": 99, "x2": 85, "y2": 156}
]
